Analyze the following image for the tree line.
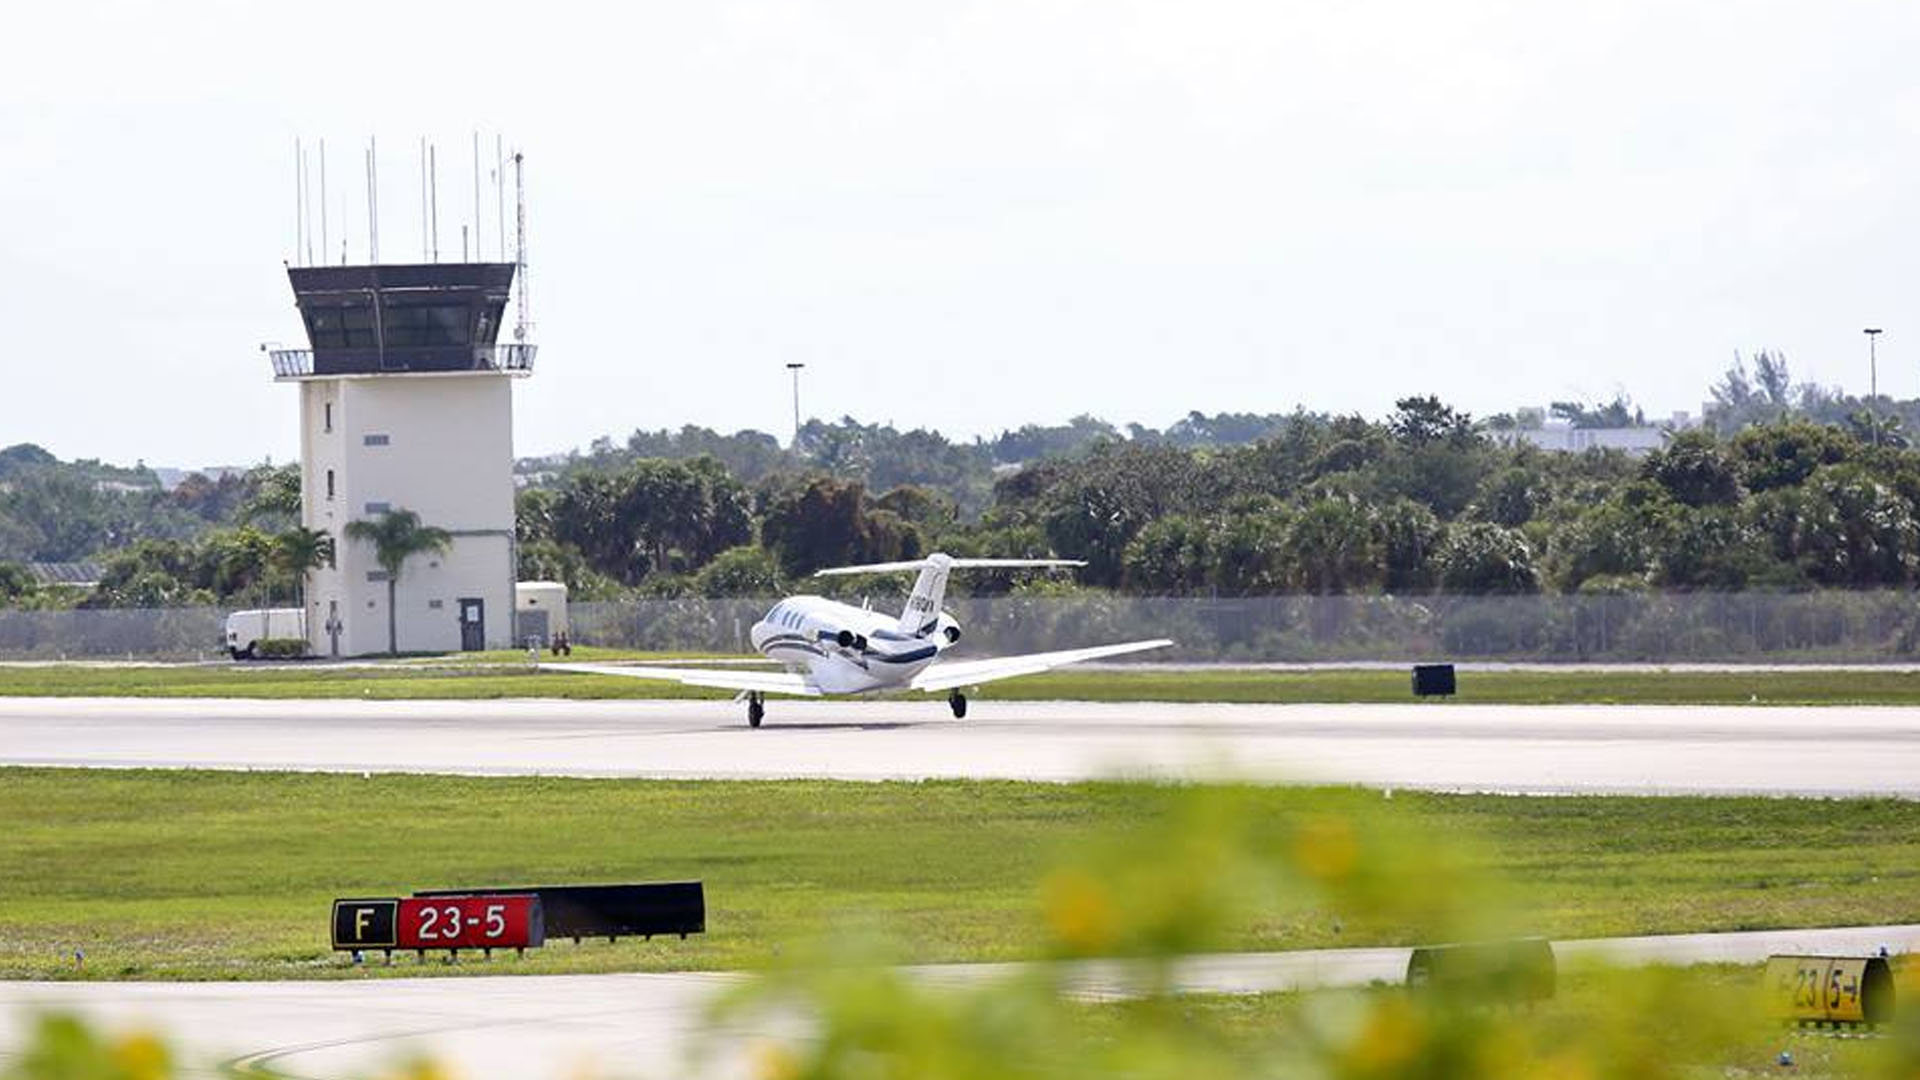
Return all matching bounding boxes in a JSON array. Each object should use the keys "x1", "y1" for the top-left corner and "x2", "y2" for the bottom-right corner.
[
  {"x1": 509, "y1": 394, "x2": 1920, "y2": 603},
  {"x1": 10, "y1": 365, "x2": 1920, "y2": 608}
]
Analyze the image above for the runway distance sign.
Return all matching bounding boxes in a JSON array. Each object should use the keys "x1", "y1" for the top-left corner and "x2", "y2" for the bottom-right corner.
[
  {"x1": 331, "y1": 895, "x2": 545, "y2": 953},
  {"x1": 396, "y1": 895, "x2": 543, "y2": 951},
  {"x1": 1765, "y1": 955, "x2": 1896, "y2": 1026}
]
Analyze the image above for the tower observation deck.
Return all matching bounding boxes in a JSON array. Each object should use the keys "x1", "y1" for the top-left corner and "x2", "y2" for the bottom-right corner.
[{"x1": 268, "y1": 262, "x2": 535, "y2": 379}]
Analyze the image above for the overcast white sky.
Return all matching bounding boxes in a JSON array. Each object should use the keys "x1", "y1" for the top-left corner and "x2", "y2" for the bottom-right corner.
[{"x1": 4, "y1": 1, "x2": 1918, "y2": 467}]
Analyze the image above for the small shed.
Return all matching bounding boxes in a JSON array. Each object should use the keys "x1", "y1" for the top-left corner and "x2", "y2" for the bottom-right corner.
[{"x1": 514, "y1": 581, "x2": 570, "y2": 647}]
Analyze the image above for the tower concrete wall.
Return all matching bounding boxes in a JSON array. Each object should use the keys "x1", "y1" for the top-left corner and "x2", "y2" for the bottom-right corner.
[{"x1": 300, "y1": 374, "x2": 517, "y2": 656}]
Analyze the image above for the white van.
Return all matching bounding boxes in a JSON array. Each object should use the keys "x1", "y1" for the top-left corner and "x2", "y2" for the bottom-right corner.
[{"x1": 223, "y1": 608, "x2": 308, "y2": 660}]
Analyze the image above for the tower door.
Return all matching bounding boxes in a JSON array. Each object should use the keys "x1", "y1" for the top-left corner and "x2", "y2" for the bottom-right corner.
[{"x1": 458, "y1": 597, "x2": 485, "y2": 651}]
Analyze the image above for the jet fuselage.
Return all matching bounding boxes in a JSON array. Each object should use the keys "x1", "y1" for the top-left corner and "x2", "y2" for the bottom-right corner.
[{"x1": 747, "y1": 595, "x2": 960, "y2": 694}]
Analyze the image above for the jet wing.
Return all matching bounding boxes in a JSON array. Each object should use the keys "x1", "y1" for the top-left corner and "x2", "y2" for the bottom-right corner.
[
  {"x1": 907, "y1": 639, "x2": 1173, "y2": 694},
  {"x1": 543, "y1": 663, "x2": 823, "y2": 697}
]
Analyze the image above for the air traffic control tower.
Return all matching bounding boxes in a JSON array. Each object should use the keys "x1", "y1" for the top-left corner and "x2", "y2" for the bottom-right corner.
[{"x1": 268, "y1": 263, "x2": 534, "y2": 656}]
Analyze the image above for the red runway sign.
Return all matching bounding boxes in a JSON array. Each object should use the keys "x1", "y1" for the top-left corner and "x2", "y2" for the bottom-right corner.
[{"x1": 395, "y1": 894, "x2": 543, "y2": 951}]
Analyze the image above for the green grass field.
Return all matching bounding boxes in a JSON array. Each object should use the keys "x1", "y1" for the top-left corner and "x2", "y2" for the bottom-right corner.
[
  {"x1": 8, "y1": 661, "x2": 1920, "y2": 704},
  {"x1": 2, "y1": 768, "x2": 1915, "y2": 982}
]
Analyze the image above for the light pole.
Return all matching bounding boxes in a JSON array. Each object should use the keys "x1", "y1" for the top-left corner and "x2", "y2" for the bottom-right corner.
[
  {"x1": 785, "y1": 362, "x2": 806, "y2": 450},
  {"x1": 1865, "y1": 328, "x2": 1883, "y2": 446}
]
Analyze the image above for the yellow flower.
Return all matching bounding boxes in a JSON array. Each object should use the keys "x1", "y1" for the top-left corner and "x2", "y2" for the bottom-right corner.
[
  {"x1": 1293, "y1": 816, "x2": 1360, "y2": 883},
  {"x1": 379, "y1": 1058, "x2": 459, "y2": 1080},
  {"x1": 1341, "y1": 999, "x2": 1426, "y2": 1073},
  {"x1": 752, "y1": 1041, "x2": 803, "y2": 1080},
  {"x1": 1041, "y1": 868, "x2": 1117, "y2": 952},
  {"x1": 109, "y1": 1032, "x2": 171, "y2": 1080}
]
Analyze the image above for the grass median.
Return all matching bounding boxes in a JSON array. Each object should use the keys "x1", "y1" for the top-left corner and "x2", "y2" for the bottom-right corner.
[
  {"x1": 6, "y1": 660, "x2": 1920, "y2": 704},
  {"x1": 1, "y1": 768, "x2": 1915, "y2": 981}
]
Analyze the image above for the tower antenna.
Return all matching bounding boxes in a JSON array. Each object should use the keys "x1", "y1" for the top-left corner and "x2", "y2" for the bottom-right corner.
[
  {"x1": 319, "y1": 138, "x2": 329, "y2": 267},
  {"x1": 495, "y1": 135, "x2": 506, "y2": 262},
  {"x1": 367, "y1": 137, "x2": 380, "y2": 264},
  {"x1": 419, "y1": 137, "x2": 429, "y2": 262},
  {"x1": 472, "y1": 130, "x2": 483, "y2": 263},
  {"x1": 513, "y1": 151, "x2": 530, "y2": 342},
  {"x1": 302, "y1": 141, "x2": 314, "y2": 266},
  {"x1": 294, "y1": 138, "x2": 304, "y2": 266},
  {"x1": 429, "y1": 143, "x2": 440, "y2": 263}
]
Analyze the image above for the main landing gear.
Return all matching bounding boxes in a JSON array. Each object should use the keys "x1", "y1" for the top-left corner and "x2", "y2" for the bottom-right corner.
[
  {"x1": 948, "y1": 691, "x2": 968, "y2": 719},
  {"x1": 747, "y1": 692, "x2": 765, "y2": 728}
]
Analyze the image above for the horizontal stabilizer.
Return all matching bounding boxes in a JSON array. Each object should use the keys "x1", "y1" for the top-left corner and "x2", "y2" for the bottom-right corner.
[
  {"x1": 814, "y1": 556, "x2": 1085, "y2": 577},
  {"x1": 544, "y1": 662, "x2": 821, "y2": 697},
  {"x1": 909, "y1": 639, "x2": 1173, "y2": 694}
]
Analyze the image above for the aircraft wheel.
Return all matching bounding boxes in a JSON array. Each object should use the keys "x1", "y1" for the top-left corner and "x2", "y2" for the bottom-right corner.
[
  {"x1": 747, "y1": 693, "x2": 764, "y2": 728},
  {"x1": 948, "y1": 691, "x2": 967, "y2": 720}
]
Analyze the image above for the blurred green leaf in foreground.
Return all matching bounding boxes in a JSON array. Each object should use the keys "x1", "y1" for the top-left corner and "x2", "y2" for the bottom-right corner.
[{"x1": 703, "y1": 786, "x2": 1920, "y2": 1080}]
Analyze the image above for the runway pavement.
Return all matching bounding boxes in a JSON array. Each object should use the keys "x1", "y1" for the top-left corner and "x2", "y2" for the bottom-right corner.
[
  {"x1": 2, "y1": 695, "x2": 1919, "y2": 795},
  {"x1": 4, "y1": 924, "x2": 1914, "y2": 1079}
]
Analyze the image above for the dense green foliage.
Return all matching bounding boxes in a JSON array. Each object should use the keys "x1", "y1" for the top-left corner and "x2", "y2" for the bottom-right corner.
[
  {"x1": 507, "y1": 393, "x2": 1920, "y2": 601},
  {"x1": 20, "y1": 365, "x2": 1920, "y2": 609}
]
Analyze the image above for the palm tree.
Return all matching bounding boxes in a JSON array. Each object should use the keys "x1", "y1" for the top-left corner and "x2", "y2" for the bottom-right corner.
[
  {"x1": 272, "y1": 526, "x2": 335, "y2": 609},
  {"x1": 343, "y1": 509, "x2": 451, "y2": 655}
]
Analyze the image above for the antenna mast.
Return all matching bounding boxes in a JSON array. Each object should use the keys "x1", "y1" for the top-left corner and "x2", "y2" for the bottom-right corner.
[
  {"x1": 513, "y1": 151, "x2": 530, "y2": 342},
  {"x1": 429, "y1": 143, "x2": 440, "y2": 263},
  {"x1": 366, "y1": 137, "x2": 380, "y2": 264},
  {"x1": 319, "y1": 138, "x2": 329, "y2": 266},
  {"x1": 472, "y1": 130, "x2": 483, "y2": 262},
  {"x1": 294, "y1": 138, "x2": 304, "y2": 266},
  {"x1": 302, "y1": 142, "x2": 314, "y2": 266}
]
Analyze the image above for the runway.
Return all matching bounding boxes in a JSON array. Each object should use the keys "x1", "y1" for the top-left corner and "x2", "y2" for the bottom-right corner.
[
  {"x1": 4, "y1": 924, "x2": 1914, "y2": 1079},
  {"x1": 3, "y1": 695, "x2": 1919, "y2": 795}
]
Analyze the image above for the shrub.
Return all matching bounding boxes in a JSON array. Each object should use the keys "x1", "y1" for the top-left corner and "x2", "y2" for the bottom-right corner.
[{"x1": 254, "y1": 637, "x2": 308, "y2": 659}]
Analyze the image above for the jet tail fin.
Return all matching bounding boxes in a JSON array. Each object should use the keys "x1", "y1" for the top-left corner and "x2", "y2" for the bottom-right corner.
[{"x1": 897, "y1": 556, "x2": 952, "y2": 634}]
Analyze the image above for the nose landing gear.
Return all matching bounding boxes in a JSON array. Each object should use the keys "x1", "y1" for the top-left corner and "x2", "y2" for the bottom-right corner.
[
  {"x1": 747, "y1": 692, "x2": 765, "y2": 728},
  {"x1": 948, "y1": 691, "x2": 967, "y2": 719}
]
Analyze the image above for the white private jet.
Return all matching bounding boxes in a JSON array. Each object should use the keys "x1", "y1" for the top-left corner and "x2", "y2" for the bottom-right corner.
[{"x1": 547, "y1": 552, "x2": 1171, "y2": 726}]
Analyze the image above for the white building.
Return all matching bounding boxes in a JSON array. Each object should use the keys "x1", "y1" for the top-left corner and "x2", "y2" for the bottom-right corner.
[
  {"x1": 271, "y1": 263, "x2": 535, "y2": 657},
  {"x1": 1494, "y1": 410, "x2": 1701, "y2": 456}
]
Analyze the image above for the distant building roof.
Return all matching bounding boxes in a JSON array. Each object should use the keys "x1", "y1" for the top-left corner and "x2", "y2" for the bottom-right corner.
[
  {"x1": 1492, "y1": 410, "x2": 1701, "y2": 456},
  {"x1": 27, "y1": 562, "x2": 102, "y2": 587}
]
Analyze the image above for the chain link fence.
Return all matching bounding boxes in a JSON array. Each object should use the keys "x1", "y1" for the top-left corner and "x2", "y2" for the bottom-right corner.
[
  {"x1": 5, "y1": 593, "x2": 1919, "y2": 662},
  {"x1": 0, "y1": 608, "x2": 226, "y2": 661},
  {"x1": 570, "y1": 591, "x2": 1920, "y2": 663}
]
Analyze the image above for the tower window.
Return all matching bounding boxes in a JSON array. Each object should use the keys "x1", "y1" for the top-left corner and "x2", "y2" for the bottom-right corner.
[
  {"x1": 324, "y1": 402, "x2": 333, "y2": 432},
  {"x1": 326, "y1": 469, "x2": 335, "y2": 500}
]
